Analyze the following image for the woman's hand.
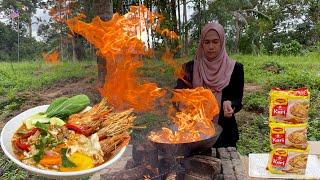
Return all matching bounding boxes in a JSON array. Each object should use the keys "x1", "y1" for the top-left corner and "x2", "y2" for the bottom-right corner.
[{"x1": 223, "y1": 100, "x2": 234, "y2": 118}]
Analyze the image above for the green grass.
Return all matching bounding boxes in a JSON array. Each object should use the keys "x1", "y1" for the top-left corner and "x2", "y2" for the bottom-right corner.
[{"x1": 0, "y1": 61, "x2": 96, "y2": 97}]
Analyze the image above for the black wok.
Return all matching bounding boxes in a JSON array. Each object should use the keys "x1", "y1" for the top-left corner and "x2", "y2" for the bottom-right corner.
[{"x1": 150, "y1": 124, "x2": 222, "y2": 157}]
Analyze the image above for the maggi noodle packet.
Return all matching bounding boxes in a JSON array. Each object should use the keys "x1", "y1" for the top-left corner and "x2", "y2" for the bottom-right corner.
[
  {"x1": 269, "y1": 88, "x2": 310, "y2": 124},
  {"x1": 267, "y1": 147, "x2": 310, "y2": 174},
  {"x1": 270, "y1": 123, "x2": 308, "y2": 150}
]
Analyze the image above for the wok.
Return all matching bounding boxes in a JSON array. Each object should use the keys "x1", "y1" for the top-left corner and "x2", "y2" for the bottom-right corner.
[{"x1": 150, "y1": 124, "x2": 222, "y2": 157}]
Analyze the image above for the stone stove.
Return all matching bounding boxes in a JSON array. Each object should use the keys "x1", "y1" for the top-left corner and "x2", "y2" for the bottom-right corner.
[{"x1": 94, "y1": 142, "x2": 246, "y2": 180}]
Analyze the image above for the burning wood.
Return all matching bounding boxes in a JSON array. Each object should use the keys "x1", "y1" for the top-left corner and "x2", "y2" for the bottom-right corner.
[{"x1": 149, "y1": 87, "x2": 220, "y2": 144}]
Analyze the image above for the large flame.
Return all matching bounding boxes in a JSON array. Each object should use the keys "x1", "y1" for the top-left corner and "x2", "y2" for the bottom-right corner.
[
  {"x1": 149, "y1": 87, "x2": 220, "y2": 144},
  {"x1": 66, "y1": 6, "x2": 166, "y2": 111},
  {"x1": 42, "y1": 51, "x2": 60, "y2": 64}
]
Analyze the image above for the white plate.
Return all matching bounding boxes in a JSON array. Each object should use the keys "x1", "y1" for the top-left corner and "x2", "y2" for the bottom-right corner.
[
  {"x1": 249, "y1": 153, "x2": 320, "y2": 179},
  {"x1": 0, "y1": 105, "x2": 126, "y2": 179}
]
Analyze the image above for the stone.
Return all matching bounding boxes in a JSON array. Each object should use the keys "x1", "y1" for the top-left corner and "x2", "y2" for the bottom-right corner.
[
  {"x1": 211, "y1": 148, "x2": 217, "y2": 157},
  {"x1": 217, "y1": 148, "x2": 231, "y2": 159},
  {"x1": 227, "y1": 147, "x2": 237, "y2": 152},
  {"x1": 220, "y1": 159, "x2": 235, "y2": 176},
  {"x1": 192, "y1": 155, "x2": 222, "y2": 174},
  {"x1": 227, "y1": 147, "x2": 240, "y2": 159},
  {"x1": 232, "y1": 159, "x2": 246, "y2": 180},
  {"x1": 183, "y1": 156, "x2": 221, "y2": 179},
  {"x1": 223, "y1": 175, "x2": 237, "y2": 180},
  {"x1": 214, "y1": 174, "x2": 224, "y2": 180}
]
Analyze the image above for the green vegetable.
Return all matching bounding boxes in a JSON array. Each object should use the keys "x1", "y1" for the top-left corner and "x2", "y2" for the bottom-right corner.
[
  {"x1": 34, "y1": 122, "x2": 49, "y2": 131},
  {"x1": 45, "y1": 97, "x2": 68, "y2": 114},
  {"x1": 34, "y1": 121, "x2": 49, "y2": 135},
  {"x1": 33, "y1": 135, "x2": 48, "y2": 163},
  {"x1": 50, "y1": 117, "x2": 66, "y2": 126},
  {"x1": 61, "y1": 148, "x2": 77, "y2": 168},
  {"x1": 45, "y1": 94, "x2": 90, "y2": 119},
  {"x1": 25, "y1": 114, "x2": 50, "y2": 129}
]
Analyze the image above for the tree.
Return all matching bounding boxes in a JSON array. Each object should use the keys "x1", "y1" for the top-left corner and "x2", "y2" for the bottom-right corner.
[
  {"x1": 92, "y1": 0, "x2": 113, "y2": 88},
  {"x1": 182, "y1": 0, "x2": 188, "y2": 56}
]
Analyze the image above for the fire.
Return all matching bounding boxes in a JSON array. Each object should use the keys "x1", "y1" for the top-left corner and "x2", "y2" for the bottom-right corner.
[
  {"x1": 149, "y1": 87, "x2": 220, "y2": 144},
  {"x1": 66, "y1": 6, "x2": 166, "y2": 112},
  {"x1": 161, "y1": 49, "x2": 185, "y2": 80},
  {"x1": 42, "y1": 51, "x2": 60, "y2": 64}
]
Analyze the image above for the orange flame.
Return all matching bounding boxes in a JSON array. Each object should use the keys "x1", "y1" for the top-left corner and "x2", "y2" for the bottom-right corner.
[
  {"x1": 42, "y1": 51, "x2": 60, "y2": 64},
  {"x1": 149, "y1": 87, "x2": 220, "y2": 143},
  {"x1": 66, "y1": 5, "x2": 166, "y2": 112},
  {"x1": 161, "y1": 49, "x2": 185, "y2": 80}
]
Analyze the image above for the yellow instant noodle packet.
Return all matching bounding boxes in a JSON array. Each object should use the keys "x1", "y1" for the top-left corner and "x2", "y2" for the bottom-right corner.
[
  {"x1": 267, "y1": 147, "x2": 310, "y2": 174},
  {"x1": 269, "y1": 88, "x2": 310, "y2": 124},
  {"x1": 270, "y1": 123, "x2": 308, "y2": 150}
]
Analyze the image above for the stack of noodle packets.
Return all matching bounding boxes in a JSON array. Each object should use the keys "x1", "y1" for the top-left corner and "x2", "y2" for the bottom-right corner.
[{"x1": 267, "y1": 88, "x2": 310, "y2": 175}]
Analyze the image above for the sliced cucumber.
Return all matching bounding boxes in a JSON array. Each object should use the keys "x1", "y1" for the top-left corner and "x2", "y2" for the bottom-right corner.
[
  {"x1": 50, "y1": 117, "x2": 66, "y2": 126},
  {"x1": 24, "y1": 113, "x2": 50, "y2": 129}
]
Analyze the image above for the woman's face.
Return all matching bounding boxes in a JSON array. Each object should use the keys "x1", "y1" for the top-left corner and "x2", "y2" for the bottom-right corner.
[{"x1": 202, "y1": 30, "x2": 221, "y2": 60}]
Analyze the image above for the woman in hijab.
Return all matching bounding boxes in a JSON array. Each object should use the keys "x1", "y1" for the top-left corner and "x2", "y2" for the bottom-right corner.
[{"x1": 175, "y1": 22, "x2": 244, "y2": 148}]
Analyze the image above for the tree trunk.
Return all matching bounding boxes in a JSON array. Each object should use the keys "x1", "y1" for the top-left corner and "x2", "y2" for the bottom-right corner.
[
  {"x1": 28, "y1": 13, "x2": 32, "y2": 38},
  {"x1": 197, "y1": 0, "x2": 201, "y2": 38},
  {"x1": 72, "y1": 36, "x2": 77, "y2": 62},
  {"x1": 58, "y1": 1, "x2": 64, "y2": 60},
  {"x1": 202, "y1": 0, "x2": 206, "y2": 23},
  {"x1": 93, "y1": 0, "x2": 113, "y2": 89},
  {"x1": 150, "y1": 3, "x2": 155, "y2": 49},
  {"x1": 171, "y1": 0, "x2": 178, "y2": 33},
  {"x1": 177, "y1": 0, "x2": 182, "y2": 56},
  {"x1": 234, "y1": 11, "x2": 240, "y2": 53},
  {"x1": 183, "y1": 0, "x2": 188, "y2": 56}
]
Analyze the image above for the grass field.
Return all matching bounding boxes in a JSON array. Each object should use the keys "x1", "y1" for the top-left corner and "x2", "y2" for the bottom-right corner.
[{"x1": 0, "y1": 53, "x2": 319, "y2": 179}]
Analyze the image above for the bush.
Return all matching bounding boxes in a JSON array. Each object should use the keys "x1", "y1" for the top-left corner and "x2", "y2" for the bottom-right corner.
[
  {"x1": 309, "y1": 119, "x2": 320, "y2": 141},
  {"x1": 275, "y1": 40, "x2": 304, "y2": 56},
  {"x1": 309, "y1": 41, "x2": 320, "y2": 52}
]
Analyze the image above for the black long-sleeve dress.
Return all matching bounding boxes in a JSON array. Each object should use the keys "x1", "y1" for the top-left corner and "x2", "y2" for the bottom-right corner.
[{"x1": 175, "y1": 60, "x2": 244, "y2": 148}]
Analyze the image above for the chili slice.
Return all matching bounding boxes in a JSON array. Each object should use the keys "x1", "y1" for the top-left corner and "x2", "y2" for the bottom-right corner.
[
  {"x1": 20, "y1": 128, "x2": 38, "y2": 139},
  {"x1": 15, "y1": 138, "x2": 30, "y2": 151},
  {"x1": 65, "y1": 124, "x2": 85, "y2": 134}
]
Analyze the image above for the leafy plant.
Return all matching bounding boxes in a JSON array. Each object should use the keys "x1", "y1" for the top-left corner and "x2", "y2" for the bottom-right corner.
[
  {"x1": 308, "y1": 119, "x2": 320, "y2": 141},
  {"x1": 275, "y1": 40, "x2": 304, "y2": 56}
]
